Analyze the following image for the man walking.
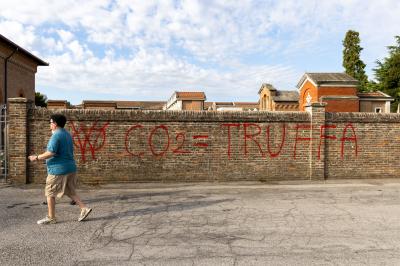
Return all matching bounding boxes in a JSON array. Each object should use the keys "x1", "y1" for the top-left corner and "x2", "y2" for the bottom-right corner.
[{"x1": 28, "y1": 114, "x2": 92, "y2": 224}]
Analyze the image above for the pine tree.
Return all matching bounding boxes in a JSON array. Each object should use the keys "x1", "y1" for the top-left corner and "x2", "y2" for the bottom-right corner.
[
  {"x1": 373, "y1": 36, "x2": 400, "y2": 112},
  {"x1": 342, "y1": 30, "x2": 369, "y2": 91},
  {"x1": 35, "y1": 92, "x2": 47, "y2": 107}
]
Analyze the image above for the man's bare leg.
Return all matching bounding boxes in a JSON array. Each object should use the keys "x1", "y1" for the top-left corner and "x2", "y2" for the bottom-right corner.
[
  {"x1": 69, "y1": 194, "x2": 86, "y2": 209},
  {"x1": 47, "y1": 196, "x2": 55, "y2": 218}
]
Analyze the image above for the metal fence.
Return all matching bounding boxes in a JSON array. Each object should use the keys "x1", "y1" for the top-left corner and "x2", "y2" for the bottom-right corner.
[{"x1": 0, "y1": 104, "x2": 8, "y2": 182}]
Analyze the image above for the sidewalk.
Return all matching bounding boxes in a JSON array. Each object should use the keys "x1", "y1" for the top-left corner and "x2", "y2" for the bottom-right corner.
[{"x1": 2, "y1": 179, "x2": 400, "y2": 265}]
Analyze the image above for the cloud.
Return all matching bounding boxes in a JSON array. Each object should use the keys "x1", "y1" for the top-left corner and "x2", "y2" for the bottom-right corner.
[
  {"x1": 0, "y1": 19, "x2": 36, "y2": 49},
  {"x1": 37, "y1": 44, "x2": 298, "y2": 103},
  {"x1": 1, "y1": 0, "x2": 400, "y2": 103},
  {"x1": 56, "y1": 29, "x2": 74, "y2": 43}
]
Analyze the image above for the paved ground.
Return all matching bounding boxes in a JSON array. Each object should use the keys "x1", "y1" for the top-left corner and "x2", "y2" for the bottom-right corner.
[{"x1": 1, "y1": 179, "x2": 400, "y2": 265}]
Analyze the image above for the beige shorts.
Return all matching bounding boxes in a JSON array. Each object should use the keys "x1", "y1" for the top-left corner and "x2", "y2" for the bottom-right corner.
[{"x1": 45, "y1": 172, "x2": 78, "y2": 198}]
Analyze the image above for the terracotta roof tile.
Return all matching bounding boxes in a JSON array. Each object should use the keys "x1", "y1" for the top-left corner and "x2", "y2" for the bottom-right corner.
[
  {"x1": 116, "y1": 101, "x2": 165, "y2": 109},
  {"x1": 357, "y1": 91, "x2": 392, "y2": 98},
  {"x1": 273, "y1": 91, "x2": 299, "y2": 102},
  {"x1": 175, "y1": 92, "x2": 206, "y2": 100},
  {"x1": 297, "y1": 72, "x2": 358, "y2": 88}
]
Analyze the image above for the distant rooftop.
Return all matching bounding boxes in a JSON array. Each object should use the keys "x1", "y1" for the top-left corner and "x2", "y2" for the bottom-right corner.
[
  {"x1": 357, "y1": 91, "x2": 393, "y2": 100},
  {"x1": 258, "y1": 83, "x2": 277, "y2": 94},
  {"x1": 115, "y1": 101, "x2": 166, "y2": 110},
  {"x1": 175, "y1": 91, "x2": 206, "y2": 100},
  {"x1": 273, "y1": 91, "x2": 299, "y2": 102},
  {"x1": 297, "y1": 72, "x2": 358, "y2": 88}
]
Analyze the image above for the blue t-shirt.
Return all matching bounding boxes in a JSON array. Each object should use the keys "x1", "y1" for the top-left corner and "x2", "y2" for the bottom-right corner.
[{"x1": 46, "y1": 128, "x2": 77, "y2": 175}]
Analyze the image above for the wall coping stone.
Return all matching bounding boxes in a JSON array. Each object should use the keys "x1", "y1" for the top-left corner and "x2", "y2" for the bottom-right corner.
[
  {"x1": 326, "y1": 112, "x2": 400, "y2": 123},
  {"x1": 29, "y1": 108, "x2": 311, "y2": 123},
  {"x1": 8, "y1": 97, "x2": 31, "y2": 103}
]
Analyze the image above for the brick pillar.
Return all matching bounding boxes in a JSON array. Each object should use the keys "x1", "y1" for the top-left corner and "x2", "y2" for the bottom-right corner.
[
  {"x1": 305, "y1": 102, "x2": 326, "y2": 180},
  {"x1": 8, "y1": 98, "x2": 31, "y2": 184}
]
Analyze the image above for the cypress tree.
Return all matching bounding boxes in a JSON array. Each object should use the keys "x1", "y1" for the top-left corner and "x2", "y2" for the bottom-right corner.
[{"x1": 342, "y1": 30, "x2": 369, "y2": 91}]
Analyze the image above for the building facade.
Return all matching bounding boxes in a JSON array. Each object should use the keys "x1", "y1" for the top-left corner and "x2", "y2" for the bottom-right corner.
[
  {"x1": 297, "y1": 73, "x2": 393, "y2": 113},
  {"x1": 258, "y1": 83, "x2": 299, "y2": 111},
  {"x1": 297, "y1": 73, "x2": 359, "y2": 112},
  {"x1": 164, "y1": 91, "x2": 206, "y2": 111},
  {"x1": 0, "y1": 34, "x2": 48, "y2": 104},
  {"x1": 358, "y1": 91, "x2": 393, "y2": 113}
]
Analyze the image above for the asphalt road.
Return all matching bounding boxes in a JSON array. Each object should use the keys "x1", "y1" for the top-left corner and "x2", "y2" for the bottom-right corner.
[{"x1": 1, "y1": 180, "x2": 400, "y2": 265}]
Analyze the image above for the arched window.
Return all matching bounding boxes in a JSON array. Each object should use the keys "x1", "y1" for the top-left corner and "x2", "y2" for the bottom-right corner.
[
  {"x1": 18, "y1": 89, "x2": 25, "y2": 98},
  {"x1": 262, "y1": 95, "x2": 267, "y2": 110}
]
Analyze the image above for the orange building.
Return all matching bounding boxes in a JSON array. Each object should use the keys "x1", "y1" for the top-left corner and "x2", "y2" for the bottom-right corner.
[{"x1": 297, "y1": 73, "x2": 359, "y2": 112}]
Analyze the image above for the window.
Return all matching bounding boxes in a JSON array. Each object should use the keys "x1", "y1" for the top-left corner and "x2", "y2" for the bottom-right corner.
[
  {"x1": 375, "y1": 107, "x2": 382, "y2": 113},
  {"x1": 262, "y1": 95, "x2": 266, "y2": 110},
  {"x1": 18, "y1": 89, "x2": 25, "y2": 98}
]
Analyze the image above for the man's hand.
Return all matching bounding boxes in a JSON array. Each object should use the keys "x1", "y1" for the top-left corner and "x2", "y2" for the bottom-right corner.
[
  {"x1": 28, "y1": 151, "x2": 54, "y2": 162},
  {"x1": 28, "y1": 155, "x2": 38, "y2": 162}
]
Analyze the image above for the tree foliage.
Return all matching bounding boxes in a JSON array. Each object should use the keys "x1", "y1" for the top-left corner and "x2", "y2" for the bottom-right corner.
[
  {"x1": 373, "y1": 36, "x2": 400, "y2": 112},
  {"x1": 35, "y1": 92, "x2": 47, "y2": 107},
  {"x1": 342, "y1": 30, "x2": 369, "y2": 91}
]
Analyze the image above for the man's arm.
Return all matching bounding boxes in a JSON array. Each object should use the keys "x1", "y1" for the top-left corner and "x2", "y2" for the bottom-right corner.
[{"x1": 28, "y1": 151, "x2": 55, "y2": 162}]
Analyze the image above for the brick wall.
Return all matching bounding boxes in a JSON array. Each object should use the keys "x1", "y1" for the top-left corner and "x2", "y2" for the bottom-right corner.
[
  {"x1": 321, "y1": 99, "x2": 359, "y2": 112},
  {"x1": 8, "y1": 98, "x2": 400, "y2": 184},
  {"x1": 299, "y1": 80, "x2": 359, "y2": 112},
  {"x1": 325, "y1": 112, "x2": 400, "y2": 179}
]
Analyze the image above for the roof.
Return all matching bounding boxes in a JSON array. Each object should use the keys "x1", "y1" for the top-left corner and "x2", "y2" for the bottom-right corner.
[
  {"x1": 175, "y1": 91, "x2": 206, "y2": 100},
  {"x1": 233, "y1": 102, "x2": 259, "y2": 109},
  {"x1": 79, "y1": 100, "x2": 166, "y2": 110},
  {"x1": 116, "y1": 101, "x2": 165, "y2": 110},
  {"x1": 258, "y1": 83, "x2": 277, "y2": 94},
  {"x1": 0, "y1": 34, "x2": 49, "y2": 66},
  {"x1": 82, "y1": 100, "x2": 117, "y2": 108},
  {"x1": 357, "y1": 91, "x2": 394, "y2": 100},
  {"x1": 205, "y1": 101, "x2": 258, "y2": 111},
  {"x1": 273, "y1": 91, "x2": 299, "y2": 102},
  {"x1": 297, "y1": 72, "x2": 358, "y2": 88}
]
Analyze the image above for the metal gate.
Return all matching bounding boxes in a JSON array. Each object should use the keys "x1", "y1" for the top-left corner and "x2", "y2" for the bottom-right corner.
[{"x1": 0, "y1": 104, "x2": 8, "y2": 182}]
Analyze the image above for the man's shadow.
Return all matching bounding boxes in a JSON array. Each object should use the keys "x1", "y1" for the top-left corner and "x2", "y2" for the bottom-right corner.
[{"x1": 88, "y1": 197, "x2": 234, "y2": 221}]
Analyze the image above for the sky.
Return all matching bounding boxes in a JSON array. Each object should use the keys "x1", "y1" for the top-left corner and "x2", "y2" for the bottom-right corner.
[{"x1": 1, "y1": 0, "x2": 400, "y2": 104}]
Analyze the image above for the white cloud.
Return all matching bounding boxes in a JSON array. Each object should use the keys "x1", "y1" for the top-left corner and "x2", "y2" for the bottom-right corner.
[
  {"x1": 37, "y1": 45, "x2": 297, "y2": 103},
  {"x1": 56, "y1": 29, "x2": 74, "y2": 43},
  {"x1": 1, "y1": 0, "x2": 400, "y2": 103},
  {"x1": 0, "y1": 20, "x2": 36, "y2": 49}
]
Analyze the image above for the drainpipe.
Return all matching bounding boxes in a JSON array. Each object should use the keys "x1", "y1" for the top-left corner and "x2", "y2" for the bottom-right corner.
[
  {"x1": 2, "y1": 47, "x2": 18, "y2": 183},
  {"x1": 4, "y1": 47, "x2": 18, "y2": 104}
]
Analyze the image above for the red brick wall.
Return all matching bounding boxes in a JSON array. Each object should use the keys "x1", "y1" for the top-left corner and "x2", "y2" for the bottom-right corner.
[
  {"x1": 299, "y1": 80, "x2": 359, "y2": 112},
  {"x1": 318, "y1": 87, "x2": 358, "y2": 112},
  {"x1": 7, "y1": 62, "x2": 35, "y2": 100},
  {"x1": 325, "y1": 113, "x2": 400, "y2": 179},
  {"x1": 322, "y1": 99, "x2": 359, "y2": 112},
  {"x1": 8, "y1": 99, "x2": 400, "y2": 184},
  {"x1": 26, "y1": 108, "x2": 312, "y2": 184}
]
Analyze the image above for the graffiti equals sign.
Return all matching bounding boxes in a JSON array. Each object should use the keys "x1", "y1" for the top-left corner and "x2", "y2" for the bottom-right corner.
[{"x1": 193, "y1": 135, "x2": 209, "y2": 147}]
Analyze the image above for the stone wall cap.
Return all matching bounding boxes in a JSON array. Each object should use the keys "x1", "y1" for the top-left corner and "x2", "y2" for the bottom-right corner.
[
  {"x1": 305, "y1": 102, "x2": 327, "y2": 108},
  {"x1": 8, "y1": 97, "x2": 31, "y2": 103}
]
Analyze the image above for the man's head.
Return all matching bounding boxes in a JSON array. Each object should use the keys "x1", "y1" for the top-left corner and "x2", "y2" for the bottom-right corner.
[{"x1": 50, "y1": 114, "x2": 67, "y2": 128}]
